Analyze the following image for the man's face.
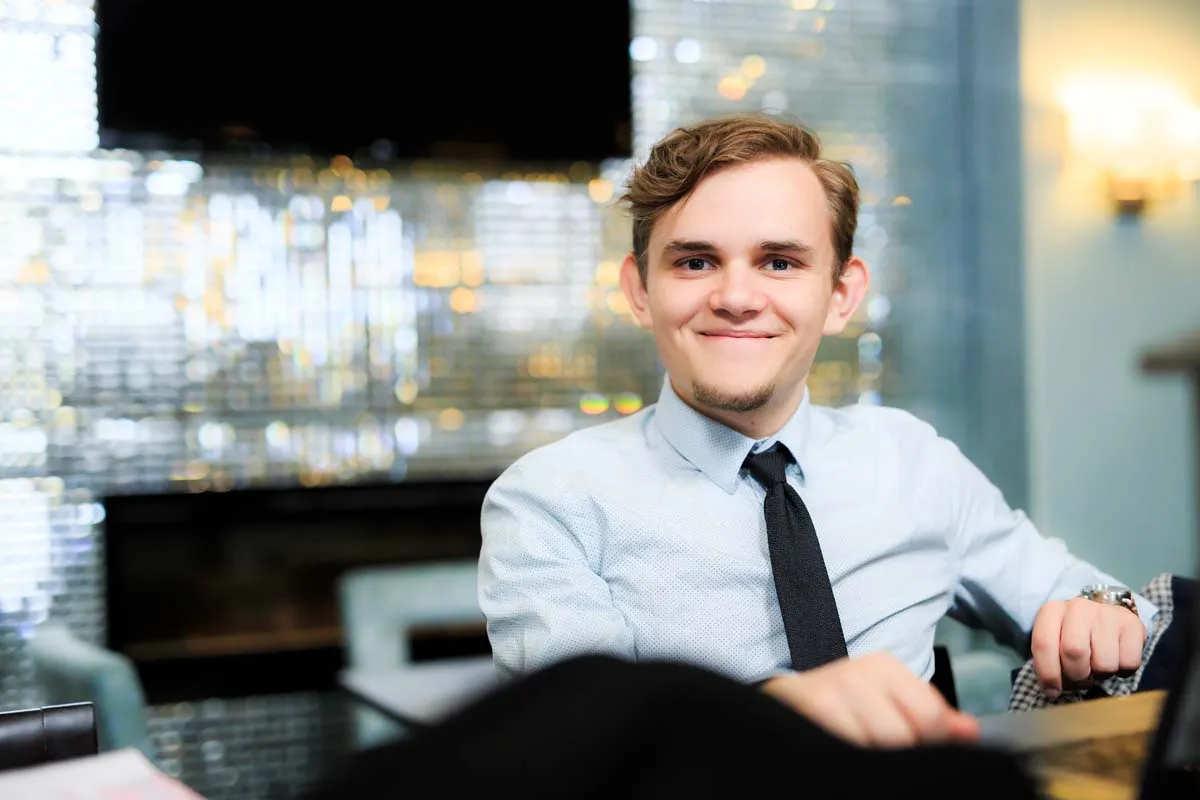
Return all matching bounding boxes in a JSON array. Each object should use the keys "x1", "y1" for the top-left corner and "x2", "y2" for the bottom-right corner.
[{"x1": 621, "y1": 157, "x2": 866, "y2": 430}]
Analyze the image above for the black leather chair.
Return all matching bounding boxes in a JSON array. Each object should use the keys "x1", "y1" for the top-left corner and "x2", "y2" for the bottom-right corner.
[
  {"x1": 0, "y1": 702, "x2": 98, "y2": 772},
  {"x1": 931, "y1": 644, "x2": 959, "y2": 709}
]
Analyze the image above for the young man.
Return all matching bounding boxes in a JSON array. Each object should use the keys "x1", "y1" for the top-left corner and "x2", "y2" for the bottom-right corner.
[{"x1": 478, "y1": 113, "x2": 1154, "y2": 747}]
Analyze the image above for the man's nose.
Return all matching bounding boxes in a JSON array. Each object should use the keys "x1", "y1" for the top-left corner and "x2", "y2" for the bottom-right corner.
[{"x1": 709, "y1": 263, "x2": 767, "y2": 317}]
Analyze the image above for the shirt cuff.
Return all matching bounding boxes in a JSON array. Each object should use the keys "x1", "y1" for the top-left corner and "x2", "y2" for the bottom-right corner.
[
  {"x1": 752, "y1": 668, "x2": 793, "y2": 687},
  {"x1": 1132, "y1": 592, "x2": 1159, "y2": 633}
]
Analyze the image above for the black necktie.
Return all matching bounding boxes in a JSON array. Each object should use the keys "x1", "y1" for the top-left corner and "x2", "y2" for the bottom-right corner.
[{"x1": 744, "y1": 443, "x2": 848, "y2": 671}]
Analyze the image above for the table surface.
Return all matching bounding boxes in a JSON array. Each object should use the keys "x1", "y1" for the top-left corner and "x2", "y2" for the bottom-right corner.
[
  {"x1": 981, "y1": 691, "x2": 1165, "y2": 800},
  {"x1": 342, "y1": 659, "x2": 1164, "y2": 798},
  {"x1": 979, "y1": 690, "x2": 1163, "y2": 751}
]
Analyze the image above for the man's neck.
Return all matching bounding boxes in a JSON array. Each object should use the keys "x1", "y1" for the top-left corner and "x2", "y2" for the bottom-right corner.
[{"x1": 671, "y1": 380, "x2": 806, "y2": 441}]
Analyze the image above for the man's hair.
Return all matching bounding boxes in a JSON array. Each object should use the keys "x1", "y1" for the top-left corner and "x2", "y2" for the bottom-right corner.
[{"x1": 620, "y1": 113, "x2": 859, "y2": 286}]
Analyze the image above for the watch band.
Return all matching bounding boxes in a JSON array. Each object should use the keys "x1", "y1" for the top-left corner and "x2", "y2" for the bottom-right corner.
[{"x1": 1079, "y1": 584, "x2": 1138, "y2": 615}]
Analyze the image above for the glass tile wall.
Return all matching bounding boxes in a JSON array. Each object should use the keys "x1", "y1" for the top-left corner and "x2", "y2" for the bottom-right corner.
[{"x1": 0, "y1": 1, "x2": 1022, "y2": 797}]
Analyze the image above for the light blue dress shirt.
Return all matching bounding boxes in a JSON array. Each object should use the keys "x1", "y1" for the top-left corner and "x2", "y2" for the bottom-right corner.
[{"x1": 479, "y1": 380, "x2": 1155, "y2": 684}]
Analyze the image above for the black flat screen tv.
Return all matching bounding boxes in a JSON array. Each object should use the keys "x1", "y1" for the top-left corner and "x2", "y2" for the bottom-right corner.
[{"x1": 95, "y1": 0, "x2": 633, "y2": 165}]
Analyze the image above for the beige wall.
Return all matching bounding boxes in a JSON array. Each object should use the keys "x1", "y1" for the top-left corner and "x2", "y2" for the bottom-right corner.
[{"x1": 1022, "y1": 0, "x2": 1200, "y2": 586}]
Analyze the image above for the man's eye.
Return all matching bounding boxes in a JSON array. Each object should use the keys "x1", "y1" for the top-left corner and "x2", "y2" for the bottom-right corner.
[
  {"x1": 768, "y1": 258, "x2": 793, "y2": 271},
  {"x1": 684, "y1": 258, "x2": 709, "y2": 271}
]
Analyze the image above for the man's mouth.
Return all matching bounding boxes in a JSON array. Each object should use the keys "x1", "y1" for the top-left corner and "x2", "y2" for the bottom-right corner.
[{"x1": 699, "y1": 331, "x2": 777, "y2": 339}]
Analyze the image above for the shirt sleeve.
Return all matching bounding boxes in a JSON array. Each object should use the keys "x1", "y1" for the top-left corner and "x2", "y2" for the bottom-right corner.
[
  {"x1": 929, "y1": 435, "x2": 1158, "y2": 656},
  {"x1": 479, "y1": 457, "x2": 636, "y2": 677}
]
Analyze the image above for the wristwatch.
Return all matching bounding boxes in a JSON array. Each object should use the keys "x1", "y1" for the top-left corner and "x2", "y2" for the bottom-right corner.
[{"x1": 1079, "y1": 584, "x2": 1138, "y2": 615}]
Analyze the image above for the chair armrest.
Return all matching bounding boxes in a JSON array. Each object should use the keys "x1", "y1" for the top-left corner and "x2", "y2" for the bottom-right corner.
[{"x1": 0, "y1": 703, "x2": 98, "y2": 772}]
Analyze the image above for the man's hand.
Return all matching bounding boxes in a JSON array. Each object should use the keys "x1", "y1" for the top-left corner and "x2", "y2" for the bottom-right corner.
[
  {"x1": 760, "y1": 652, "x2": 980, "y2": 748},
  {"x1": 1031, "y1": 597, "x2": 1145, "y2": 699}
]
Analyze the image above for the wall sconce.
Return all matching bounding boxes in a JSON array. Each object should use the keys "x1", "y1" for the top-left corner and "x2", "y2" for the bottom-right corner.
[{"x1": 1059, "y1": 75, "x2": 1200, "y2": 216}]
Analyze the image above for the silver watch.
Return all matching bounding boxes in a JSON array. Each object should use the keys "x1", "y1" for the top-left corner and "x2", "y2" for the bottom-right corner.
[{"x1": 1079, "y1": 584, "x2": 1138, "y2": 615}]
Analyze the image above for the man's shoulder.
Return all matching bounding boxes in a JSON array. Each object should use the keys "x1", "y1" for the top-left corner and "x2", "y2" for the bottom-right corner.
[
  {"x1": 817, "y1": 401, "x2": 941, "y2": 444},
  {"x1": 812, "y1": 402, "x2": 970, "y2": 482},
  {"x1": 492, "y1": 409, "x2": 655, "y2": 491}
]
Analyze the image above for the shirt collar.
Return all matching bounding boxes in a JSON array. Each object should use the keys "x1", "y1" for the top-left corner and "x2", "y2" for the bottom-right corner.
[{"x1": 654, "y1": 378, "x2": 814, "y2": 494}]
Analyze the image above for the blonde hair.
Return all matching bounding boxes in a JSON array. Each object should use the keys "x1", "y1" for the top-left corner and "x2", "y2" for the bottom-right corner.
[{"x1": 621, "y1": 113, "x2": 859, "y2": 285}]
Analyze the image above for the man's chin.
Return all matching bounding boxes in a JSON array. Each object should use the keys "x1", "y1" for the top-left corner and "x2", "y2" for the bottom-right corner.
[{"x1": 691, "y1": 380, "x2": 776, "y2": 414}]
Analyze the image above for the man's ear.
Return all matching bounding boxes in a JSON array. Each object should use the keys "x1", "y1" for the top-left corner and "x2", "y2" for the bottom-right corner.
[
  {"x1": 823, "y1": 255, "x2": 870, "y2": 335},
  {"x1": 620, "y1": 252, "x2": 653, "y2": 329}
]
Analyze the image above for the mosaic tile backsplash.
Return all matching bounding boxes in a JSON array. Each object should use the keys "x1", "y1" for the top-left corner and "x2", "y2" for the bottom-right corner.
[{"x1": 0, "y1": 0, "x2": 1009, "y2": 796}]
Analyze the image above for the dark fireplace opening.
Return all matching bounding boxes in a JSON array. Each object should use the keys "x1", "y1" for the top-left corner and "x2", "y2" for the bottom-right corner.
[{"x1": 103, "y1": 478, "x2": 495, "y2": 703}]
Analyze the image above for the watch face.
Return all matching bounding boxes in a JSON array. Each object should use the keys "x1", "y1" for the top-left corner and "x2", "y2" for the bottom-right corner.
[
  {"x1": 1082, "y1": 584, "x2": 1130, "y2": 595},
  {"x1": 1079, "y1": 586, "x2": 1137, "y2": 614},
  {"x1": 1081, "y1": 585, "x2": 1132, "y2": 601}
]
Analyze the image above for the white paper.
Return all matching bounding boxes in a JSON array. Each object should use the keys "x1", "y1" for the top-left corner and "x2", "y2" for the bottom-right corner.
[{"x1": 0, "y1": 748, "x2": 205, "y2": 799}]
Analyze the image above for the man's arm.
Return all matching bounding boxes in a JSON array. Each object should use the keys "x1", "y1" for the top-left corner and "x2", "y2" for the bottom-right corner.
[
  {"x1": 939, "y1": 435, "x2": 1156, "y2": 654},
  {"x1": 479, "y1": 459, "x2": 635, "y2": 677}
]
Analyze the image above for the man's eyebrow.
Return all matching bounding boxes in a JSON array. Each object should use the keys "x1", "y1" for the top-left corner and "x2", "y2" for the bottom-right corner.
[
  {"x1": 659, "y1": 239, "x2": 817, "y2": 259},
  {"x1": 758, "y1": 239, "x2": 815, "y2": 258},
  {"x1": 661, "y1": 239, "x2": 718, "y2": 256}
]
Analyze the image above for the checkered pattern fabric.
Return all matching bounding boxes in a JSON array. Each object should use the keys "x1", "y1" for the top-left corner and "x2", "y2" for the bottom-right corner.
[{"x1": 1008, "y1": 572, "x2": 1175, "y2": 711}]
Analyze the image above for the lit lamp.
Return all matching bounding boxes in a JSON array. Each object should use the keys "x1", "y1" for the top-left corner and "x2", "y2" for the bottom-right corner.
[{"x1": 1059, "y1": 76, "x2": 1200, "y2": 216}]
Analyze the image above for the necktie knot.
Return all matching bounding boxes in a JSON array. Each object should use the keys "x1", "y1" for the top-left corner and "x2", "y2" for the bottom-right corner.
[{"x1": 743, "y1": 443, "x2": 793, "y2": 488}]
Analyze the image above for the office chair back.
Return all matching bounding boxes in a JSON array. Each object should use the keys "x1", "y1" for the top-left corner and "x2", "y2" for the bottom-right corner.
[
  {"x1": 338, "y1": 560, "x2": 485, "y2": 747},
  {"x1": 339, "y1": 560, "x2": 485, "y2": 671}
]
